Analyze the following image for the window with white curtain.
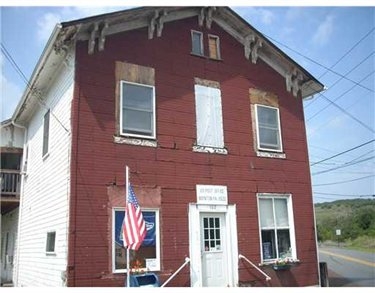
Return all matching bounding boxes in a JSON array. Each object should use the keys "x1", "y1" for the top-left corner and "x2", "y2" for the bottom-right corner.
[
  {"x1": 194, "y1": 84, "x2": 224, "y2": 148},
  {"x1": 257, "y1": 194, "x2": 296, "y2": 262}
]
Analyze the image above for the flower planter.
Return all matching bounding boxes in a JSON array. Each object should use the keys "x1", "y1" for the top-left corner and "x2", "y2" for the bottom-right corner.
[{"x1": 272, "y1": 264, "x2": 291, "y2": 271}]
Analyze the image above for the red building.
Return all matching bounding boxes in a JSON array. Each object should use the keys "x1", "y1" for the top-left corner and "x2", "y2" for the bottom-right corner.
[{"x1": 12, "y1": 6, "x2": 324, "y2": 287}]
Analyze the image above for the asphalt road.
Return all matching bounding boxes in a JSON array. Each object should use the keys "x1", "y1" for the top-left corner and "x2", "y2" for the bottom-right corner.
[{"x1": 318, "y1": 245, "x2": 375, "y2": 287}]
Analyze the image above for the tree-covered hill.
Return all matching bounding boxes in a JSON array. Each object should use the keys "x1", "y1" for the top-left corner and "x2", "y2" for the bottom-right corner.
[{"x1": 314, "y1": 198, "x2": 375, "y2": 250}]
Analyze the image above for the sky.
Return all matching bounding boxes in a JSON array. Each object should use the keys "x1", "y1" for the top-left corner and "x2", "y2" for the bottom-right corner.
[{"x1": 1, "y1": 1, "x2": 374, "y2": 204}]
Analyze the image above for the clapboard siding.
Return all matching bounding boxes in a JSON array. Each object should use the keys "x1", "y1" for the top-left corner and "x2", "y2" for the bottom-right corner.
[
  {"x1": 67, "y1": 16, "x2": 318, "y2": 287},
  {"x1": 16, "y1": 53, "x2": 74, "y2": 286}
]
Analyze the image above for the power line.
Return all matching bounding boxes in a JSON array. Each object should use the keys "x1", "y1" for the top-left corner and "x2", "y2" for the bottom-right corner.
[
  {"x1": 264, "y1": 33, "x2": 374, "y2": 93},
  {"x1": 313, "y1": 92, "x2": 375, "y2": 133},
  {"x1": 314, "y1": 192, "x2": 374, "y2": 197},
  {"x1": 307, "y1": 69, "x2": 375, "y2": 121},
  {"x1": 312, "y1": 155, "x2": 375, "y2": 176},
  {"x1": 311, "y1": 139, "x2": 375, "y2": 166},
  {"x1": 318, "y1": 27, "x2": 375, "y2": 80},
  {"x1": 313, "y1": 174, "x2": 375, "y2": 186},
  {"x1": 1, "y1": 41, "x2": 70, "y2": 134},
  {"x1": 305, "y1": 27, "x2": 375, "y2": 108},
  {"x1": 1, "y1": 43, "x2": 30, "y2": 87}
]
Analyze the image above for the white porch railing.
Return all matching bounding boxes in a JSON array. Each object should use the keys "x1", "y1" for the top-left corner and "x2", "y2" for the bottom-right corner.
[
  {"x1": 160, "y1": 257, "x2": 190, "y2": 287},
  {"x1": 239, "y1": 254, "x2": 271, "y2": 282}
]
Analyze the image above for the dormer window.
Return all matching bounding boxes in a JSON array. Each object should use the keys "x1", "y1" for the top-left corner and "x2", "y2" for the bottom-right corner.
[
  {"x1": 191, "y1": 30, "x2": 204, "y2": 56},
  {"x1": 208, "y1": 34, "x2": 220, "y2": 59}
]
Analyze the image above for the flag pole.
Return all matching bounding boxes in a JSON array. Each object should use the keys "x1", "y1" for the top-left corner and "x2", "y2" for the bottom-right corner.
[{"x1": 126, "y1": 165, "x2": 130, "y2": 288}]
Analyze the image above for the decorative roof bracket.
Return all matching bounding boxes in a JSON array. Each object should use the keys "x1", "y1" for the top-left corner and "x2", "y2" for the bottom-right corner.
[
  {"x1": 251, "y1": 38, "x2": 262, "y2": 64},
  {"x1": 286, "y1": 68, "x2": 304, "y2": 97},
  {"x1": 198, "y1": 7, "x2": 216, "y2": 29},
  {"x1": 244, "y1": 34, "x2": 262, "y2": 63},
  {"x1": 244, "y1": 34, "x2": 255, "y2": 60},
  {"x1": 98, "y1": 22, "x2": 109, "y2": 51},
  {"x1": 88, "y1": 23, "x2": 99, "y2": 55},
  {"x1": 148, "y1": 10, "x2": 167, "y2": 39}
]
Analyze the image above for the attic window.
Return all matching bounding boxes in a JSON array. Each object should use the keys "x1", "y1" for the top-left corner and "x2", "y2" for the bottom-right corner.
[
  {"x1": 191, "y1": 30, "x2": 203, "y2": 56},
  {"x1": 208, "y1": 34, "x2": 220, "y2": 59}
]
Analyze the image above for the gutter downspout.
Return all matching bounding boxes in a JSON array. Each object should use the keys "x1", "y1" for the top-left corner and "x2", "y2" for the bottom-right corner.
[{"x1": 10, "y1": 120, "x2": 27, "y2": 287}]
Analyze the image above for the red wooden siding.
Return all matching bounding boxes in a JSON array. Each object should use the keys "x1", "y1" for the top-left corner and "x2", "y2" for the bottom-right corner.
[{"x1": 67, "y1": 16, "x2": 318, "y2": 287}]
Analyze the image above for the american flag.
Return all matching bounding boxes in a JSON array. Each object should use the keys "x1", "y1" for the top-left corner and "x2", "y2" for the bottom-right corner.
[{"x1": 122, "y1": 184, "x2": 146, "y2": 250}]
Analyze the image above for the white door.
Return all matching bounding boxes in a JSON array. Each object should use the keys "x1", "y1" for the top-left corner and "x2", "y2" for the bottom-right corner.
[{"x1": 200, "y1": 213, "x2": 228, "y2": 287}]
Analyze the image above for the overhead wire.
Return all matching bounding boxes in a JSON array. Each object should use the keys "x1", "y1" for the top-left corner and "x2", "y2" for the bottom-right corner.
[
  {"x1": 310, "y1": 139, "x2": 374, "y2": 166},
  {"x1": 305, "y1": 27, "x2": 375, "y2": 108}
]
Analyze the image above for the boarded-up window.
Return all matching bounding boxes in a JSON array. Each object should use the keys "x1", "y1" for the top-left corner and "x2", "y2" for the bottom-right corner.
[
  {"x1": 208, "y1": 35, "x2": 220, "y2": 59},
  {"x1": 191, "y1": 30, "x2": 203, "y2": 56},
  {"x1": 115, "y1": 62, "x2": 156, "y2": 139},
  {"x1": 255, "y1": 105, "x2": 282, "y2": 152},
  {"x1": 194, "y1": 84, "x2": 224, "y2": 148},
  {"x1": 42, "y1": 110, "x2": 50, "y2": 156}
]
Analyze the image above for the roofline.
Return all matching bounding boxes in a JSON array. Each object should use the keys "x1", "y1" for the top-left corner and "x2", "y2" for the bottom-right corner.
[
  {"x1": 225, "y1": 7, "x2": 324, "y2": 92},
  {"x1": 12, "y1": 23, "x2": 63, "y2": 124}
]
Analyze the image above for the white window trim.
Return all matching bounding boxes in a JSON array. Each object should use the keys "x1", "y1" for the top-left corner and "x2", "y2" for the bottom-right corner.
[
  {"x1": 256, "y1": 193, "x2": 297, "y2": 264},
  {"x1": 191, "y1": 30, "x2": 204, "y2": 56},
  {"x1": 208, "y1": 34, "x2": 221, "y2": 59},
  {"x1": 255, "y1": 104, "x2": 283, "y2": 153},
  {"x1": 112, "y1": 207, "x2": 160, "y2": 273},
  {"x1": 120, "y1": 81, "x2": 156, "y2": 140}
]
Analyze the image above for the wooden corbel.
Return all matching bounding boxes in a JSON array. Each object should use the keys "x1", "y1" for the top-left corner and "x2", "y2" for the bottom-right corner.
[
  {"x1": 88, "y1": 23, "x2": 99, "y2": 55},
  {"x1": 98, "y1": 22, "x2": 109, "y2": 51},
  {"x1": 198, "y1": 7, "x2": 216, "y2": 29},
  {"x1": 244, "y1": 34, "x2": 255, "y2": 60},
  {"x1": 251, "y1": 38, "x2": 262, "y2": 64},
  {"x1": 156, "y1": 10, "x2": 167, "y2": 37},
  {"x1": 148, "y1": 10, "x2": 159, "y2": 39},
  {"x1": 286, "y1": 68, "x2": 303, "y2": 97}
]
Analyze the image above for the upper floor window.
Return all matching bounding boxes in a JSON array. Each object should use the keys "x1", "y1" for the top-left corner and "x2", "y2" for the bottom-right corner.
[
  {"x1": 113, "y1": 208, "x2": 160, "y2": 273},
  {"x1": 42, "y1": 110, "x2": 50, "y2": 157},
  {"x1": 255, "y1": 104, "x2": 282, "y2": 152},
  {"x1": 194, "y1": 83, "x2": 224, "y2": 148},
  {"x1": 46, "y1": 231, "x2": 56, "y2": 254},
  {"x1": 208, "y1": 34, "x2": 220, "y2": 59},
  {"x1": 191, "y1": 30, "x2": 204, "y2": 56},
  {"x1": 257, "y1": 194, "x2": 296, "y2": 263},
  {"x1": 120, "y1": 81, "x2": 156, "y2": 139}
]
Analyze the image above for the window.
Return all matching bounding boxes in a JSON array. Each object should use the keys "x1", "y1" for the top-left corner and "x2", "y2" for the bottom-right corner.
[
  {"x1": 120, "y1": 81, "x2": 156, "y2": 139},
  {"x1": 194, "y1": 84, "x2": 224, "y2": 148},
  {"x1": 113, "y1": 209, "x2": 160, "y2": 273},
  {"x1": 46, "y1": 231, "x2": 56, "y2": 254},
  {"x1": 255, "y1": 105, "x2": 282, "y2": 152},
  {"x1": 42, "y1": 110, "x2": 50, "y2": 156},
  {"x1": 208, "y1": 35, "x2": 220, "y2": 59},
  {"x1": 191, "y1": 30, "x2": 203, "y2": 56},
  {"x1": 257, "y1": 194, "x2": 296, "y2": 263}
]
